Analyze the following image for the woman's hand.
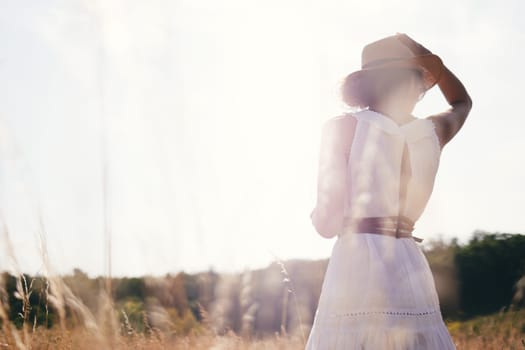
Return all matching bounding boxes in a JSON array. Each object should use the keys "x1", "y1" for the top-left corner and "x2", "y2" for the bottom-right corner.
[{"x1": 395, "y1": 32, "x2": 433, "y2": 56}]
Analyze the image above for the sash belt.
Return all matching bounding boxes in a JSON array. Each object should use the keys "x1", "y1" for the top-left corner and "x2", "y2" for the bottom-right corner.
[{"x1": 343, "y1": 216, "x2": 424, "y2": 243}]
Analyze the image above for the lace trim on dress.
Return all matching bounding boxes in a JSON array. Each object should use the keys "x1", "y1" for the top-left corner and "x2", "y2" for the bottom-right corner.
[{"x1": 329, "y1": 309, "x2": 439, "y2": 318}]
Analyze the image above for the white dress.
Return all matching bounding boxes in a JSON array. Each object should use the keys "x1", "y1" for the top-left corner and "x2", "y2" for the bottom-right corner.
[{"x1": 306, "y1": 109, "x2": 456, "y2": 349}]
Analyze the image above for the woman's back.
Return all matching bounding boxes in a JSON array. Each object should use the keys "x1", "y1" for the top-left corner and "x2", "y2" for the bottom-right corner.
[
  {"x1": 342, "y1": 109, "x2": 442, "y2": 230},
  {"x1": 311, "y1": 108, "x2": 443, "y2": 239}
]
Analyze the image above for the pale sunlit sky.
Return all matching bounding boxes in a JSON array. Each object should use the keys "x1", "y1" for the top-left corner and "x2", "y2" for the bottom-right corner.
[{"x1": 0, "y1": 0, "x2": 523, "y2": 277}]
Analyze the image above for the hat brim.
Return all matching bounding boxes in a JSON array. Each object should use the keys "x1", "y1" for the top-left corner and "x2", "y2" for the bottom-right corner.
[{"x1": 345, "y1": 54, "x2": 444, "y2": 92}]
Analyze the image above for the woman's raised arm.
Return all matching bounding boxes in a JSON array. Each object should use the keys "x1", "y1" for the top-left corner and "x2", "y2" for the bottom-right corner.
[
  {"x1": 428, "y1": 64, "x2": 473, "y2": 149},
  {"x1": 395, "y1": 33, "x2": 473, "y2": 149}
]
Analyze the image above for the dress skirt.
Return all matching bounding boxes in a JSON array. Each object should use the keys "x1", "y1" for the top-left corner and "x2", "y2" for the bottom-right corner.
[{"x1": 305, "y1": 232, "x2": 456, "y2": 349}]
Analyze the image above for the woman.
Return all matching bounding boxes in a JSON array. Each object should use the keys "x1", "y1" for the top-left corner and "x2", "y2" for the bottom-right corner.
[{"x1": 306, "y1": 33, "x2": 472, "y2": 349}]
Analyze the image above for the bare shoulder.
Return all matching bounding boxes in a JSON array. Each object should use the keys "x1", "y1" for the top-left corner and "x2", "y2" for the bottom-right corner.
[{"x1": 424, "y1": 102, "x2": 473, "y2": 150}]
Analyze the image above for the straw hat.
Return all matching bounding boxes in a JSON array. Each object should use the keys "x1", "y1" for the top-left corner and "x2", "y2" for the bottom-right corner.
[{"x1": 345, "y1": 34, "x2": 444, "y2": 92}]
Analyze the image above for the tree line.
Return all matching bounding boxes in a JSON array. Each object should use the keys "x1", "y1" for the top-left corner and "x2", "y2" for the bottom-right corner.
[{"x1": 0, "y1": 230, "x2": 523, "y2": 337}]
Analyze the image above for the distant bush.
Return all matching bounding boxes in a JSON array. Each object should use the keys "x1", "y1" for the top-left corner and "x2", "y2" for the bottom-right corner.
[
  {"x1": 2, "y1": 272, "x2": 52, "y2": 328},
  {"x1": 454, "y1": 231, "x2": 525, "y2": 318},
  {"x1": 114, "y1": 277, "x2": 146, "y2": 301}
]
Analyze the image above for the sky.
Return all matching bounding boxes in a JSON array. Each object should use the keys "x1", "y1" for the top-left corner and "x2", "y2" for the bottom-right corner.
[{"x1": 0, "y1": 0, "x2": 523, "y2": 277}]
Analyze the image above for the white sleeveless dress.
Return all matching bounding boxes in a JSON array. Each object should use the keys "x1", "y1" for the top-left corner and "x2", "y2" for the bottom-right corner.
[{"x1": 306, "y1": 109, "x2": 456, "y2": 349}]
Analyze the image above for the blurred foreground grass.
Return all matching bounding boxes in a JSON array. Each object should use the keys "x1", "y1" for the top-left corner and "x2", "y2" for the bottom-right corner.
[
  {"x1": 2, "y1": 308, "x2": 524, "y2": 349},
  {"x1": 1, "y1": 231, "x2": 524, "y2": 349},
  {"x1": 447, "y1": 307, "x2": 525, "y2": 350}
]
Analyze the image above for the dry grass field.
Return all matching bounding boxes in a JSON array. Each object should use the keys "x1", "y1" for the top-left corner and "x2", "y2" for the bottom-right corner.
[
  {"x1": 1, "y1": 306, "x2": 524, "y2": 349},
  {"x1": 1, "y1": 230, "x2": 524, "y2": 349}
]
